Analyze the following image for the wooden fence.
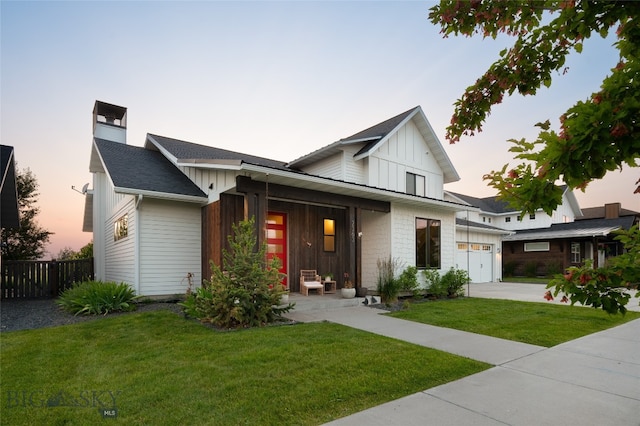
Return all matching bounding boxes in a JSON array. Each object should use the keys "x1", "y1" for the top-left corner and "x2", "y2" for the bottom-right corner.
[{"x1": 1, "y1": 258, "x2": 94, "y2": 300}]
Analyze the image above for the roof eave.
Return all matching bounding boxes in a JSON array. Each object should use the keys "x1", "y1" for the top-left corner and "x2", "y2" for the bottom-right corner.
[
  {"x1": 114, "y1": 187, "x2": 208, "y2": 204},
  {"x1": 240, "y1": 163, "x2": 477, "y2": 213}
]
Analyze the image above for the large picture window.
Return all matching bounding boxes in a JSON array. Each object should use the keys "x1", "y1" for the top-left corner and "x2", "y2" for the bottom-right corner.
[{"x1": 416, "y1": 218, "x2": 440, "y2": 268}]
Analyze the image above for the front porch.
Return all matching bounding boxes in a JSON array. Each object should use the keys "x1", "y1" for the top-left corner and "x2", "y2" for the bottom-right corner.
[{"x1": 285, "y1": 292, "x2": 367, "y2": 313}]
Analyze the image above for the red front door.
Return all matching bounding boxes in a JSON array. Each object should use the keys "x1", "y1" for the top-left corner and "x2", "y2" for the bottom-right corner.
[{"x1": 266, "y1": 212, "x2": 288, "y2": 288}]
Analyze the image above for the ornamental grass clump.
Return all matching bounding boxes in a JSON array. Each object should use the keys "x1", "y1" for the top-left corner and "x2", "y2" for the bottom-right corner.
[
  {"x1": 57, "y1": 280, "x2": 138, "y2": 315},
  {"x1": 376, "y1": 256, "x2": 401, "y2": 304}
]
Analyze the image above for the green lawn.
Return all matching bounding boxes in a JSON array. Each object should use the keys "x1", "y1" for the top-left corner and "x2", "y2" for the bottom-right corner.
[
  {"x1": 389, "y1": 298, "x2": 640, "y2": 347},
  {"x1": 1, "y1": 310, "x2": 488, "y2": 425}
]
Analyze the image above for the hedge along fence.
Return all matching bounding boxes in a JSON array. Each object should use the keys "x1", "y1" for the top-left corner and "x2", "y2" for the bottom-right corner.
[{"x1": 0, "y1": 258, "x2": 94, "y2": 300}]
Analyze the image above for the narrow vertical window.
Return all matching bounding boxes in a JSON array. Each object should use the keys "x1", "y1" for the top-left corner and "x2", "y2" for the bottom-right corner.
[
  {"x1": 571, "y1": 242, "x2": 581, "y2": 263},
  {"x1": 323, "y1": 219, "x2": 335, "y2": 252},
  {"x1": 416, "y1": 218, "x2": 440, "y2": 268}
]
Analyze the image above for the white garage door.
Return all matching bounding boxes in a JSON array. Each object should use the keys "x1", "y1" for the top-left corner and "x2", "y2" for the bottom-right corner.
[{"x1": 457, "y1": 243, "x2": 493, "y2": 283}]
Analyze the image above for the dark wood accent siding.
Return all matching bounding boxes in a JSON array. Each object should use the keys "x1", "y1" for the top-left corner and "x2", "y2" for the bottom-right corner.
[
  {"x1": 267, "y1": 199, "x2": 351, "y2": 293},
  {"x1": 201, "y1": 194, "x2": 245, "y2": 281}
]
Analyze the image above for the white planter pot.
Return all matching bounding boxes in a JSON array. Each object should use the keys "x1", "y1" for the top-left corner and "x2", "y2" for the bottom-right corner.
[
  {"x1": 280, "y1": 293, "x2": 289, "y2": 304},
  {"x1": 341, "y1": 288, "x2": 356, "y2": 299}
]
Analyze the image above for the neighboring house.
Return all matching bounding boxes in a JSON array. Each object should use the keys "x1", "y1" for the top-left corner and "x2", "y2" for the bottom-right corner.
[
  {"x1": 446, "y1": 187, "x2": 583, "y2": 280},
  {"x1": 502, "y1": 202, "x2": 638, "y2": 275},
  {"x1": 85, "y1": 101, "x2": 475, "y2": 296}
]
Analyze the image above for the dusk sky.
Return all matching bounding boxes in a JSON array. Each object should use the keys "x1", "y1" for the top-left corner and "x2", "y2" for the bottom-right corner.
[{"x1": 2, "y1": 1, "x2": 638, "y2": 259}]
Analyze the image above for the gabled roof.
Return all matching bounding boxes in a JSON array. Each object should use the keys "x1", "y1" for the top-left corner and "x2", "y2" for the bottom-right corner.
[
  {"x1": 447, "y1": 191, "x2": 514, "y2": 213},
  {"x1": 288, "y1": 106, "x2": 460, "y2": 184},
  {"x1": 577, "y1": 205, "x2": 639, "y2": 220},
  {"x1": 502, "y1": 216, "x2": 635, "y2": 241},
  {"x1": 343, "y1": 107, "x2": 417, "y2": 146},
  {"x1": 1, "y1": 145, "x2": 20, "y2": 229},
  {"x1": 447, "y1": 186, "x2": 581, "y2": 217},
  {"x1": 146, "y1": 134, "x2": 289, "y2": 171},
  {"x1": 456, "y1": 218, "x2": 514, "y2": 235},
  {"x1": 92, "y1": 138, "x2": 207, "y2": 202}
]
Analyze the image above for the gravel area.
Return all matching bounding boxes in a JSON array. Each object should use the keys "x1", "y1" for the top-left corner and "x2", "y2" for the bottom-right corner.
[{"x1": 0, "y1": 299, "x2": 184, "y2": 333}]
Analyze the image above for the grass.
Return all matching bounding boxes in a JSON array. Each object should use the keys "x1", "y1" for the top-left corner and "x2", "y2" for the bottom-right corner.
[
  {"x1": 1, "y1": 310, "x2": 488, "y2": 425},
  {"x1": 389, "y1": 298, "x2": 640, "y2": 347}
]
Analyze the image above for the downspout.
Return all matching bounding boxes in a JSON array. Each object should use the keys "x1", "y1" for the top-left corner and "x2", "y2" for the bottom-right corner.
[{"x1": 134, "y1": 194, "x2": 143, "y2": 295}]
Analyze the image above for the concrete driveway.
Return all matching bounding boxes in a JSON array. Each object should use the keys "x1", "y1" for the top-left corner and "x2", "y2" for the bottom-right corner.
[{"x1": 467, "y1": 281, "x2": 640, "y2": 312}]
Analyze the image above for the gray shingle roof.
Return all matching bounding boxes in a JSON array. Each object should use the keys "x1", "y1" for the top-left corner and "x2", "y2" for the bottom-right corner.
[
  {"x1": 94, "y1": 138, "x2": 207, "y2": 199},
  {"x1": 148, "y1": 134, "x2": 289, "y2": 171},
  {"x1": 448, "y1": 192, "x2": 515, "y2": 213},
  {"x1": 503, "y1": 216, "x2": 636, "y2": 241},
  {"x1": 577, "y1": 205, "x2": 640, "y2": 220},
  {"x1": 456, "y1": 218, "x2": 512, "y2": 233},
  {"x1": 345, "y1": 107, "x2": 419, "y2": 157}
]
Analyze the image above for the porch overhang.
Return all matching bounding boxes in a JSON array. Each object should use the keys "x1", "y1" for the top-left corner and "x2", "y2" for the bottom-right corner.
[{"x1": 239, "y1": 164, "x2": 473, "y2": 214}]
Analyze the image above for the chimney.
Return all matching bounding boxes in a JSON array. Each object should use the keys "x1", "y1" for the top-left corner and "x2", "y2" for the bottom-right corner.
[
  {"x1": 93, "y1": 101, "x2": 127, "y2": 144},
  {"x1": 604, "y1": 202, "x2": 621, "y2": 219}
]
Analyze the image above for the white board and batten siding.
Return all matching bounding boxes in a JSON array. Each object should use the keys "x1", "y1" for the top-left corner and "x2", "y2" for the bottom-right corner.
[
  {"x1": 138, "y1": 199, "x2": 201, "y2": 296},
  {"x1": 179, "y1": 166, "x2": 238, "y2": 203},
  {"x1": 367, "y1": 120, "x2": 444, "y2": 199}
]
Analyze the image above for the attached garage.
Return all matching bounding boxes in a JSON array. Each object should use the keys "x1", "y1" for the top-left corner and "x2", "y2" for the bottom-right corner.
[{"x1": 454, "y1": 218, "x2": 512, "y2": 283}]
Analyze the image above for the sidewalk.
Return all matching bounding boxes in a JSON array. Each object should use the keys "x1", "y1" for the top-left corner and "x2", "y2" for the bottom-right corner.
[{"x1": 284, "y1": 283, "x2": 640, "y2": 425}]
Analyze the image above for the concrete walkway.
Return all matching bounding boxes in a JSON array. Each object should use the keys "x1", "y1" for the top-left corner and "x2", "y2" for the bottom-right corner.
[{"x1": 284, "y1": 282, "x2": 640, "y2": 425}]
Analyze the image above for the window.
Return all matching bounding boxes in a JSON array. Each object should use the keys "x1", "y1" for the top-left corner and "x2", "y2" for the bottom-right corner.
[
  {"x1": 524, "y1": 242, "x2": 549, "y2": 252},
  {"x1": 529, "y1": 213, "x2": 536, "y2": 220},
  {"x1": 517, "y1": 215, "x2": 522, "y2": 221},
  {"x1": 571, "y1": 242, "x2": 581, "y2": 263},
  {"x1": 416, "y1": 218, "x2": 440, "y2": 268},
  {"x1": 505, "y1": 217, "x2": 511, "y2": 223},
  {"x1": 323, "y1": 219, "x2": 335, "y2": 252},
  {"x1": 406, "y1": 172, "x2": 425, "y2": 196},
  {"x1": 482, "y1": 217, "x2": 486, "y2": 223},
  {"x1": 114, "y1": 214, "x2": 128, "y2": 241}
]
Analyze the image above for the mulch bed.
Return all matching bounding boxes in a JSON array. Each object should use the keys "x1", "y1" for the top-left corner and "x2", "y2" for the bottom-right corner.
[{"x1": 0, "y1": 299, "x2": 183, "y2": 333}]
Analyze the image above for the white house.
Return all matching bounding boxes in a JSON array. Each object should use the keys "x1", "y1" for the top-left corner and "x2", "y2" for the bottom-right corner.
[{"x1": 84, "y1": 101, "x2": 476, "y2": 296}]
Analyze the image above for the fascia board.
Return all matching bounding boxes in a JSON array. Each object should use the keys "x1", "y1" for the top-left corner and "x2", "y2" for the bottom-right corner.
[
  {"x1": 114, "y1": 187, "x2": 208, "y2": 204},
  {"x1": 240, "y1": 163, "x2": 478, "y2": 213}
]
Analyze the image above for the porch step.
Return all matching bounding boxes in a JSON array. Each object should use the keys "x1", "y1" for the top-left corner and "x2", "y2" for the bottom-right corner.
[{"x1": 287, "y1": 293, "x2": 365, "y2": 312}]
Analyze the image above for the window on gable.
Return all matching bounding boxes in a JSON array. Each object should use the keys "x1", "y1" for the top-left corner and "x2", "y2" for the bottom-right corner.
[
  {"x1": 505, "y1": 217, "x2": 511, "y2": 223},
  {"x1": 416, "y1": 218, "x2": 440, "y2": 269},
  {"x1": 323, "y1": 219, "x2": 335, "y2": 252},
  {"x1": 530, "y1": 213, "x2": 536, "y2": 220},
  {"x1": 406, "y1": 172, "x2": 425, "y2": 196}
]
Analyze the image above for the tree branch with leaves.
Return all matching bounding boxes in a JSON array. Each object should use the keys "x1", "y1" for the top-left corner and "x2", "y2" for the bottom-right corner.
[{"x1": 429, "y1": 0, "x2": 640, "y2": 215}]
